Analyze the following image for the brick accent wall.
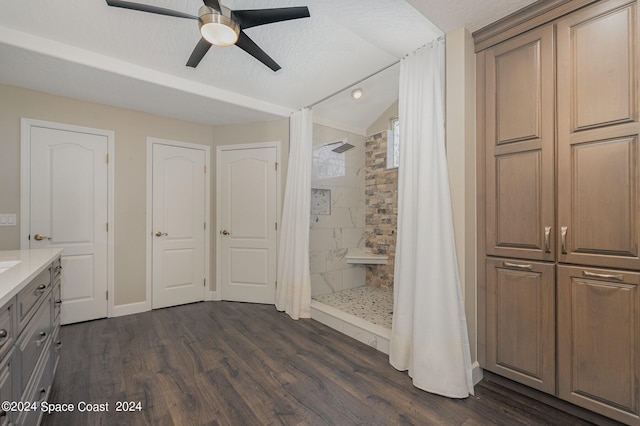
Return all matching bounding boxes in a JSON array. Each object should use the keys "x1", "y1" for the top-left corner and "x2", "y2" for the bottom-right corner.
[{"x1": 365, "y1": 131, "x2": 398, "y2": 291}]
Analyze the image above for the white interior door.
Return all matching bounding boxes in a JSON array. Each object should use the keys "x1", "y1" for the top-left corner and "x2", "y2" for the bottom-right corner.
[
  {"x1": 29, "y1": 125, "x2": 109, "y2": 324},
  {"x1": 218, "y1": 145, "x2": 279, "y2": 304},
  {"x1": 152, "y1": 143, "x2": 206, "y2": 309}
]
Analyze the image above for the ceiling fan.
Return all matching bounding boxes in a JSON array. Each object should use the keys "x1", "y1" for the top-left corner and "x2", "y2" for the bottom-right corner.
[{"x1": 105, "y1": 0, "x2": 310, "y2": 71}]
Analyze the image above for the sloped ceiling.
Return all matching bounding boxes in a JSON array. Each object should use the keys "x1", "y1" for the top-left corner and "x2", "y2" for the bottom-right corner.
[{"x1": 0, "y1": 0, "x2": 537, "y2": 129}]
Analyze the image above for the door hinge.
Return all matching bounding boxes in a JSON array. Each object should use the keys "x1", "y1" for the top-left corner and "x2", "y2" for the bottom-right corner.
[
  {"x1": 204, "y1": 222, "x2": 206, "y2": 230},
  {"x1": 204, "y1": 165, "x2": 207, "y2": 173},
  {"x1": 204, "y1": 278, "x2": 206, "y2": 287},
  {"x1": 275, "y1": 222, "x2": 277, "y2": 231},
  {"x1": 106, "y1": 290, "x2": 109, "y2": 300},
  {"x1": 106, "y1": 153, "x2": 109, "y2": 164},
  {"x1": 275, "y1": 162, "x2": 278, "y2": 171},
  {"x1": 106, "y1": 222, "x2": 109, "y2": 232}
]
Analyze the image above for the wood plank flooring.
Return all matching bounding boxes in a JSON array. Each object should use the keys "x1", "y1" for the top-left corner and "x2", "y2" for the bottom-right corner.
[{"x1": 42, "y1": 301, "x2": 598, "y2": 426}]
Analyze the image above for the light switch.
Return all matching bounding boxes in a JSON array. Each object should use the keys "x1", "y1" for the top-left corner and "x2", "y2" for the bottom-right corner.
[{"x1": 0, "y1": 214, "x2": 16, "y2": 227}]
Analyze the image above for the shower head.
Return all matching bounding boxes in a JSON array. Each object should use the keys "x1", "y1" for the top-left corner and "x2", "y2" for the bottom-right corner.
[{"x1": 331, "y1": 143, "x2": 355, "y2": 153}]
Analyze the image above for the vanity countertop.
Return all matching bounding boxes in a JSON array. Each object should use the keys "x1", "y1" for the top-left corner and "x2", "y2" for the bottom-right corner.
[{"x1": 0, "y1": 248, "x2": 63, "y2": 307}]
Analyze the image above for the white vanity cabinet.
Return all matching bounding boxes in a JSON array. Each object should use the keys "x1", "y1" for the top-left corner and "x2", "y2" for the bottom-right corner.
[{"x1": 0, "y1": 249, "x2": 62, "y2": 426}]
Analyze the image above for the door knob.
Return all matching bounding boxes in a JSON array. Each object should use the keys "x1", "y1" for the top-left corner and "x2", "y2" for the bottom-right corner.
[
  {"x1": 155, "y1": 231, "x2": 168, "y2": 237},
  {"x1": 220, "y1": 230, "x2": 230, "y2": 236},
  {"x1": 33, "y1": 234, "x2": 50, "y2": 241}
]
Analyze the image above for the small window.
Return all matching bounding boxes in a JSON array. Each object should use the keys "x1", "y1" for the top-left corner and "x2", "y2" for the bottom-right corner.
[{"x1": 387, "y1": 117, "x2": 399, "y2": 169}]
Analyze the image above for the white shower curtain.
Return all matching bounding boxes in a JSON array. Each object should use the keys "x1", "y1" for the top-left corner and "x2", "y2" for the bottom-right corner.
[
  {"x1": 389, "y1": 40, "x2": 474, "y2": 398},
  {"x1": 275, "y1": 108, "x2": 313, "y2": 320}
]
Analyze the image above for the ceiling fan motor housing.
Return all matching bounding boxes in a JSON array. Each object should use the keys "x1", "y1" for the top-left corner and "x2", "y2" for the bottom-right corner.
[{"x1": 198, "y1": 5, "x2": 239, "y2": 46}]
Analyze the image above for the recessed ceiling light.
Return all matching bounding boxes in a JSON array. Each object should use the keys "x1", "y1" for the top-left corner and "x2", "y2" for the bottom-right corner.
[{"x1": 351, "y1": 88, "x2": 363, "y2": 100}]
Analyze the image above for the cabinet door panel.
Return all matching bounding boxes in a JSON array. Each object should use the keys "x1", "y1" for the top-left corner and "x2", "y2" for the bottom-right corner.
[
  {"x1": 558, "y1": 265, "x2": 640, "y2": 425},
  {"x1": 485, "y1": 25, "x2": 555, "y2": 261},
  {"x1": 557, "y1": 0, "x2": 640, "y2": 270},
  {"x1": 485, "y1": 257, "x2": 555, "y2": 394}
]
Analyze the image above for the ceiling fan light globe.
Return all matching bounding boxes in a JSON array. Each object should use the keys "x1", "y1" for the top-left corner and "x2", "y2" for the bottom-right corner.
[
  {"x1": 198, "y1": 7, "x2": 239, "y2": 47},
  {"x1": 200, "y1": 22, "x2": 238, "y2": 46}
]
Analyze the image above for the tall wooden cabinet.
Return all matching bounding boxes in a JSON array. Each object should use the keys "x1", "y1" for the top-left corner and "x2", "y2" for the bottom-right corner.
[{"x1": 476, "y1": 0, "x2": 640, "y2": 424}]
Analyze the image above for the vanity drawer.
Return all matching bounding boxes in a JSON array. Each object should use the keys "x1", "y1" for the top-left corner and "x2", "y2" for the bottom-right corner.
[
  {"x1": 50, "y1": 325, "x2": 61, "y2": 381},
  {"x1": 0, "y1": 300, "x2": 14, "y2": 362},
  {"x1": 16, "y1": 297, "x2": 51, "y2": 396},
  {"x1": 16, "y1": 348, "x2": 50, "y2": 426},
  {"x1": 52, "y1": 280, "x2": 61, "y2": 324},
  {"x1": 51, "y1": 257, "x2": 62, "y2": 281},
  {"x1": 17, "y1": 268, "x2": 50, "y2": 332},
  {"x1": 0, "y1": 348, "x2": 15, "y2": 426}
]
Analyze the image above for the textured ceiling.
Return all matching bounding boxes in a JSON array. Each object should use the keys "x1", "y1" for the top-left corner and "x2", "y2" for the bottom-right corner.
[{"x1": 0, "y1": 0, "x2": 537, "y2": 129}]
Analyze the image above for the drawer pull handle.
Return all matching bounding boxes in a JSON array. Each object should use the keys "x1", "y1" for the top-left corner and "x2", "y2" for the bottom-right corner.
[
  {"x1": 561, "y1": 226, "x2": 568, "y2": 254},
  {"x1": 544, "y1": 226, "x2": 551, "y2": 253},
  {"x1": 55, "y1": 341, "x2": 63, "y2": 350},
  {"x1": 35, "y1": 284, "x2": 47, "y2": 295},
  {"x1": 39, "y1": 388, "x2": 47, "y2": 401},
  {"x1": 503, "y1": 261, "x2": 533, "y2": 271},
  {"x1": 36, "y1": 331, "x2": 47, "y2": 347},
  {"x1": 0, "y1": 329, "x2": 7, "y2": 339},
  {"x1": 583, "y1": 270, "x2": 624, "y2": 281},
  {"x1": 55, "y1": 299, "x2": 62, "y2": 305}
]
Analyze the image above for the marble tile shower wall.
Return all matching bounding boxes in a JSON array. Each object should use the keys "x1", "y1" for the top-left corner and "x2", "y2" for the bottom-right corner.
[{"x1": 309, "y1": 124, "x2": 366, "y2": 296}]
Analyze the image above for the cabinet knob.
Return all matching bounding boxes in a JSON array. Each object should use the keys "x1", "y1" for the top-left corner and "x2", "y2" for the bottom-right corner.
[{"x1": 0, "y1": 329, "x2": 7, "y2": 339}]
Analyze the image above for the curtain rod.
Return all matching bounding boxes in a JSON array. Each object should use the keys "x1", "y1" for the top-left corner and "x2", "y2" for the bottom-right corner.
[
  {"x1": 305, "y1": 60, "x2": 400, "y2": 109},
  {"x1": 305, "y1": 36, "x2": 445, "y2": 110}
]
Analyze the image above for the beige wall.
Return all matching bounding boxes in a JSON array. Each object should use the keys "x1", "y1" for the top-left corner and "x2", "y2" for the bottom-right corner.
[
  {"x1": 0, "y1": 84, "x2": 289, "y2": 307},
  {"x1": 445, "y1": 28, "x2": 478, "y2": 374},
  {"x1": 367, "y1": 100, "x2": 398, "y2": 136}
]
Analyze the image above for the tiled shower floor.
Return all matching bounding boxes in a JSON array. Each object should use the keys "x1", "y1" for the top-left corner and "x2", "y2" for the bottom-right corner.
[{"x1": 312, "y1": 285, "x2": 393, "y2": 329}]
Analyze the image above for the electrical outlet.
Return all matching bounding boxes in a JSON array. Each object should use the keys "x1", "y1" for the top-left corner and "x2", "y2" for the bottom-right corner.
[{"x1": 0, "y1": 214, "x2": 16, "y2": 226}]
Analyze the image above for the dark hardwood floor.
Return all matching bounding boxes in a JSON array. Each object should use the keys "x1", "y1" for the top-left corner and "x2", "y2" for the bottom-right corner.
[{"x1": 42, "y1": 301, "x2": 597, "y2": 426}]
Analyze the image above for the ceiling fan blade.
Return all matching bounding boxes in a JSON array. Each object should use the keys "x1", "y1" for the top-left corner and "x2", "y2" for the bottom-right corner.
[
  {"x1": 186, "y1": 38, "x2": 212, "y2": 68},
  {"x1": 106, "y1": 0, "x2": 197, "y2": 19},
  {"x1": 232, "y1": 7, "x2": 310, "y2": 29},
  {"x1": 235, "y1": 31, "x2": 281, "y2": 72},
  {"x1": 203, "y1": 0, "x2": 221, "y2": 13}
]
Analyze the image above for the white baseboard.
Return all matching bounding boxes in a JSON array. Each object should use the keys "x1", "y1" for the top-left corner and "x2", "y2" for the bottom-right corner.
[
  {"x1": 111, "y1": 301, "x2": 149, "y2": 317},
  {"x1": 472, "y1": 362, "x2": 483, "y2": 385},
  {"x1": 206, "y1": 290, "x2": 220, "y2": 301}
]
